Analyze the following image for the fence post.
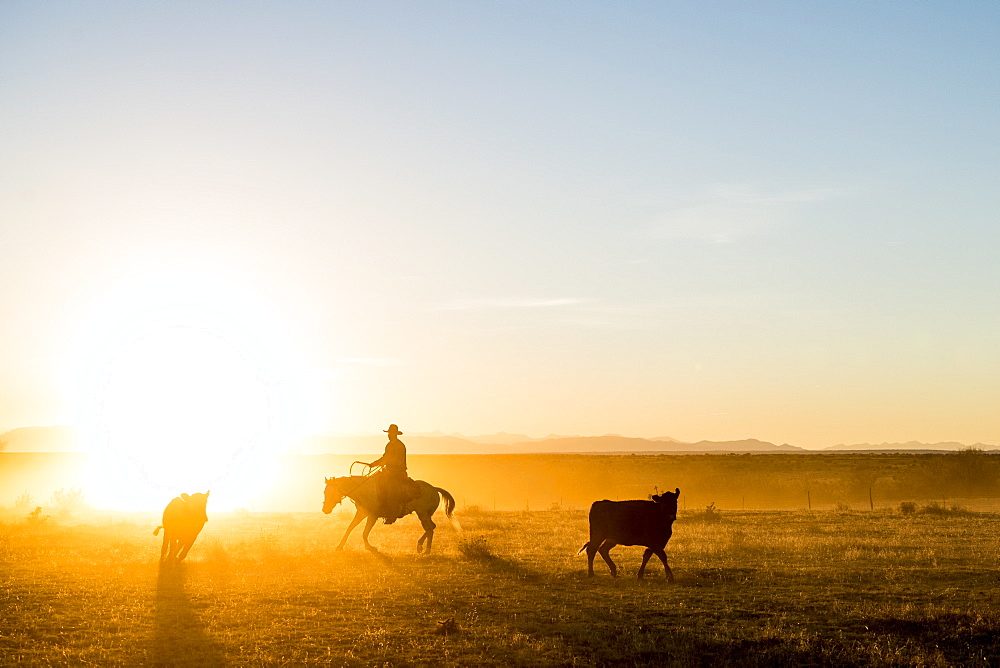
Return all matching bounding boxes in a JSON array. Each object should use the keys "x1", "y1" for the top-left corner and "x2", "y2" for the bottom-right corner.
[
  {"x1": 807, "y1": 490, "x2": 811, "y2": 511},
  {"x1": 869, "y1": 487, "x2": 874, "y2": 511}
]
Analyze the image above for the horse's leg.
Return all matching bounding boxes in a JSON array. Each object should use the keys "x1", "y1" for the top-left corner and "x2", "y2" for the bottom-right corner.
[
  {"x1": 654, "y1": 549, "x2": 674, "y2": 583},
  {"x1": 597, "y1": 541, "x2": 618, "y2": 578},
  {"x1": 336, "y1": 508, "x2": 366, "y2": 551},
  {"x1": 638, "y1": 548, "x2": 654, "y2": 579},
  {"x1": 361, "y1": 514, "x2": 379, "y2": 553},
  {"x1": 416, "y1": 511, "x2": 436, "y2": 554},
  {"x1": 160, "y1": 532, "x2": 169, "y2": 566}
]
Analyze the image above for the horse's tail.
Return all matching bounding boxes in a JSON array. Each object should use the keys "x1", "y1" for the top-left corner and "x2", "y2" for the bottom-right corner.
[
  {"x1": 435, "y1": 487, "x2": 457, "y2": 518},
  {"x1": 577, "y1": 542, "x2": 589, "y2": 555},
  {"x1": 153, "y1": 526, "x2": 163, "y2": 536}
]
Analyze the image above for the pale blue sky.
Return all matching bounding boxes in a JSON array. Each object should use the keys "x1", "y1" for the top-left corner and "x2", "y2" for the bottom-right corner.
[{"x1": 2, "y1": 2, "x2": 999, "y2": 447}]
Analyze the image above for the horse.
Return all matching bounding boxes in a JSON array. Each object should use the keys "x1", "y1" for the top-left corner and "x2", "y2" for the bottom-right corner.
[{"x1": 322, "y1": 476, "x2": 456, "y2": 553}]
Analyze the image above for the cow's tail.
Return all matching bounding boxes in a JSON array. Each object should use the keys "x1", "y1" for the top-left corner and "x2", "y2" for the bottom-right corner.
[
  {"x1": 153, "y1": 526, "x2": 163, "y2": 536},
  {"x1": 577, "y1": 542, "x2": 590, "y2": 555}
]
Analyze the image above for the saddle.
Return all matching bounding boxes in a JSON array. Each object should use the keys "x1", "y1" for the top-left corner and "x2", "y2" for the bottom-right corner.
[{"x1": 378, "y1": 476, "x2": 420, "y2": 524}]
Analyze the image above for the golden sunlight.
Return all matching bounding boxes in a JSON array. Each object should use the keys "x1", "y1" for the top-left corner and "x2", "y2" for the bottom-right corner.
[{"x1": 70, "y1": 270, "x2": 300, "y2": 511}]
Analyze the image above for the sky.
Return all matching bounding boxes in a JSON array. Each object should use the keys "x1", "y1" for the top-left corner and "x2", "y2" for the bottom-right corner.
[{"x1": 3, "y1": 1, "x2": 1000, "y2": 451}]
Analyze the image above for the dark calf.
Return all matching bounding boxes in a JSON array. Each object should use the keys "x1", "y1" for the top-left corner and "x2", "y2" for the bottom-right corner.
[
  {"x1": 580, "y1": 488, "x2": 680, "y2": 581},
  {"x1": 154, "y1": 491, "x2": 210, "y2": 566}
]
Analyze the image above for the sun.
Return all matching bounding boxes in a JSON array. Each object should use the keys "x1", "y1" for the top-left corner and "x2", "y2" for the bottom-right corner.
[{"x1": 70, "y1": 269, "x2": 299, "y2": 511}]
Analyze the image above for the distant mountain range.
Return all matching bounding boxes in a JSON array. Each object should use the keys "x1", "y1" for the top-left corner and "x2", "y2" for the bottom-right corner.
[
  {"x1": 2, "y1": 426, "x2": 996, "y2": 454},
  {"x1": 0, "y1": 426, "x2": 79, "y2": 452},
  {"x1": 823, "y1": 441, "x2": 998, "y2": 452}
]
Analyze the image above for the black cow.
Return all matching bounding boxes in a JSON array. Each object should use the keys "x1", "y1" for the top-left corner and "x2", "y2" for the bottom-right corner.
[
  {"x1": 154, "y1": 491, "x2": 210, "y2": 566},
  {"x1": 579, "y1": 488, "x2": 680, "y2": 581}
]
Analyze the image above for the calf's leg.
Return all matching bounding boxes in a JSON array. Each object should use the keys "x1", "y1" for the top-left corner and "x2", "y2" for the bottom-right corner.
[
  {"x1": 585, "y1": 541, "x2": 599, "y2": 577},
  {"x1": 176, "y1": 531, "x2": 200, "y2": 562},
  {"x1": 638, "y1": 548, "x2": 654, "y2": 579},
  {"x1": 597, "y1": 541, "x2": 618, "y2": 578},
  {"x1": 654, "y1": 548, "x2": 674, "y2": 583}
]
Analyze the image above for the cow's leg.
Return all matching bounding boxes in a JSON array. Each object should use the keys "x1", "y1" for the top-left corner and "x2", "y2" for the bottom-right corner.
[
  {"x1": 167, "y1": 537, "x2": 180, "y2": 564},
  {"x1": 176, "y1": 534, "x2": 197, "y2": 562},
  {"x1": 416, "y1": 512, "x2": 436, "y2": 554},
  {"x1": 160, "y1": 533, "x2": 170, "y2": 566},
  {"x1": 638, "y1": 548, "x2": 654, "y2": 579},
  {"x1": 585, "y1": 541, "x2": 599, "y2": 577},
  {"x1": 597, "y1": 541, "x2": 618, "y2": 578},
  {"x1": 654, "y1": 549, "x2": 674, "y2": 583},
  {"x1": 336, "y1": 509, "x2": 366, "y2": 551},
  {"x1": 361, "y1": 515, "x2": 379, "y2": 553}
]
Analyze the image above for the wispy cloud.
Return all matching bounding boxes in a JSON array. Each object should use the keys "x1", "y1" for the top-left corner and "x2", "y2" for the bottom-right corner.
[
  {"x1": 338, "y1": 357, "x2": 403, "y2": 366},
  {"x1": 436, "y1": 298, "x2": 585, "y2": 311},
  {"x1": 652, "y1": 184, "x2": 842, "y2": 244}
]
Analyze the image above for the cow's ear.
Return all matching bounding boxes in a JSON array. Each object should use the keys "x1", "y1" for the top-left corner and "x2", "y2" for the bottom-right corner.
[
  {"x1": 674, "y1": 488, "x2": 681, "y2": 497},
  {"x1": 181, "y1": 493, "x2": 190, "y2": 500},
  {"x1": 325, "y1": 477, "x2": 330, "y2": 483},
  {"x1": 205, "y1": 490, "x2": 211, "y2": 497}
]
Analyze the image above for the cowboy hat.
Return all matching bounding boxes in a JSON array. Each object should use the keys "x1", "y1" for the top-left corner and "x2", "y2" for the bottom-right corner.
[{"x1": 384, "y1": 424, "x2": 403, "y2": 435}]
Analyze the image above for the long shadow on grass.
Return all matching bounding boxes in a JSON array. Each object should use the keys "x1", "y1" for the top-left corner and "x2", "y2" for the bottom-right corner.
[
  {"x1": 457, "y1": 542, "x2": 541, "y2": 581},
  {"x1": 149, "y1": 566, "x2": 225, "y2": 667}
]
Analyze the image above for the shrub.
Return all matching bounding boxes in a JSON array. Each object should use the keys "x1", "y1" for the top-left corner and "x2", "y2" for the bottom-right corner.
[
  {"x1": 835, "y1": 502, "x2": 852, "y2": 513},
  {"x1": 688, "y1": 502, "x2": 723, "y2": 523},
  {"x1": 50, "y1": 488, "x2": 86, "y2": 514},
  {"x1": 899, "y1": 501, "x2": 917, "y2": 515},
  {"x1": 26, "y1": 507, "x2": 48, "y2": 524},
  {"x1": 918, "y1": 503, "x2": 974, "y2": 517},
  {"x1": 14, "y1": 492, "x2": 33, "y2": 510},
  {"x1": 457, "y1": 535, "x2": 493, "y2": 560}
]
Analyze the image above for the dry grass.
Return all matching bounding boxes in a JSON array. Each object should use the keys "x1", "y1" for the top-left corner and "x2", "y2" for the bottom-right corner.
[{"x1": 2, "y1": 506, "x2": 1000, "y2": 666}]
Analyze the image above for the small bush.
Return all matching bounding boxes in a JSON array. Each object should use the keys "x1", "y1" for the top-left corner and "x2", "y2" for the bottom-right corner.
[
  {"x1": 50, "y1": 488, "x2": 86, "y2": 514},
  {"x1": 26, "y1": 507, "x2": 48, "y2": 524},
  {"x1": 688, "y1": 502, "x2": 723, "y2": 523},
  {"x1": 14, "y1": 492, "x2": 33, "y2": 510},
  {"x1": 900, "y1": 502, "x2": 917, "y2": 515},
  {"x1": 835, "y1": 502, "x2": 852, "y2": 513},
  {"x1": 918, "y1": 503, "x2": 974, "y2": 517},
  {"x1": 457, "y1": 535, "x2": 493, "y2": 560}
]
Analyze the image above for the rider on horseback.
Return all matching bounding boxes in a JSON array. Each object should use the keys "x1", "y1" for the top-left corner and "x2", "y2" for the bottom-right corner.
[{"x1": 366, "y1": 424, "x2": 417, "y2": 524}]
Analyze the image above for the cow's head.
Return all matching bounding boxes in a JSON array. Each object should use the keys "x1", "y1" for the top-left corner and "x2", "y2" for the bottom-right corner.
[
  {"x1": 322, "y1": 477, "x2": 344, "y2": 515},
  {"x1": 182, "y1": 491, "x2": 210, "y2": 523},
  {"x1": 651, "y1": 487, "x2": 680, "y2": 517}
]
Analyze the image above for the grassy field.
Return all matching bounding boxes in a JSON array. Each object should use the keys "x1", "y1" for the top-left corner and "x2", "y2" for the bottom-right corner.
[{"x1": 3, "y1": 504, "x2": 1000, "y2": 666}]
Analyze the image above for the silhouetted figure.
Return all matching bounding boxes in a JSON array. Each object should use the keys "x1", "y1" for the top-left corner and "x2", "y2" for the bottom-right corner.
[
  {"x1": 579, "y1": 488, "x2": 680, "y2": 581},
  {"x1": 323, "y1": 474, "x2": 456, "y2": 553},
  {"x1": 364, "y1": 424, "x2": 418, "y2": 523},
  {"x1": 154, "y1": 491, "x2": 210, "y2": 566}
]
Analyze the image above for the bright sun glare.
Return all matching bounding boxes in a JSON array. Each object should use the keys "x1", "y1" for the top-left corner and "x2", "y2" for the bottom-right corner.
[{"x1": 71, "y1": 270, "x2": 298, "y2": 511}]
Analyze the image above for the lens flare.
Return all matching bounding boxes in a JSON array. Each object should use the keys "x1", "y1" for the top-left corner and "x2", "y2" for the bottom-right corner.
[{"x1": 70, "y1": 269, "x2": 299, "y2": 510}]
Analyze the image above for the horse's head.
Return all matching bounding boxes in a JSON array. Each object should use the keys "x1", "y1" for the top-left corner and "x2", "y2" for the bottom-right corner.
[{"x1": 322, "y1": 477, "x2": 344, "y2": 514}]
